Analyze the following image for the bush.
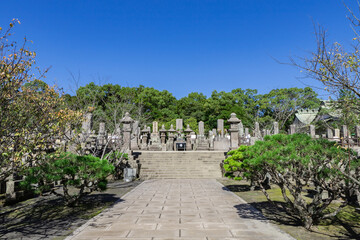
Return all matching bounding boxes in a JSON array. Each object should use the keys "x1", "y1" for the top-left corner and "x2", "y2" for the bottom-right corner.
[
  {"x1": 104, "y1": 151, "x2": 129, "y2": 179},
  {"x1": 22, "y1": 152, "x2": 114, "y2": 205},
  {"x1": 224, "y1": 134, "x2": 360, "y2": 229}
]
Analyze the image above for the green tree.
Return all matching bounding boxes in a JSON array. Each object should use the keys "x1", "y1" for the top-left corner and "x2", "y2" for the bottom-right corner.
[
  {"x1": 0, "y1": 20, "x2": 82, "y2": 181},
  {"x1": 22, "y1": 152, "x2": 114, "y2": 206},
  {"x1": 258, "y1": 87, "x2": 320, "y2": 131},
  {"x1": 224, "y1": 134, "x2": 360, "y2": 229}
]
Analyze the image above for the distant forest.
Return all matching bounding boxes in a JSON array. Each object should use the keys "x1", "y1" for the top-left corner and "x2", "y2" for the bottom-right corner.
[{"x1": 64, "y1": 82, "x2": 321, "y2": 133}]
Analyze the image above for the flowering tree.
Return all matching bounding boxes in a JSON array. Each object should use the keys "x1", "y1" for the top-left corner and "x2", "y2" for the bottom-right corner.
[{"x1": 0, "y1": 20, "x2": 82, "y2": 181}]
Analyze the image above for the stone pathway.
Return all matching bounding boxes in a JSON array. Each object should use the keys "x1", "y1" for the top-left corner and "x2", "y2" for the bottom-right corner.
[{"x1": 66, "y1": 179, "x2": 294, "y2": 240}]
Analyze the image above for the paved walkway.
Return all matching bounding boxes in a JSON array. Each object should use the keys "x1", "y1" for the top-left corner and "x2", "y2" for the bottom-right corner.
[{"x1": 66, "y1": 179, "x2": 294, "y2": 240}]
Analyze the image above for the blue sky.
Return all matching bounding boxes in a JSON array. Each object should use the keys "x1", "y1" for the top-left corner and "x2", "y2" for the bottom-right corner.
[{"x1": 1, "y1": 0, "x2": 357, "y2": 99}]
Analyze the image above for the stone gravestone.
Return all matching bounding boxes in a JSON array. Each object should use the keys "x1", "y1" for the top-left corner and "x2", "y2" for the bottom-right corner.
[
  {"x1": 149, "y1": 121, "x2": 162, "y2": 151},
  {"x1": 176, "y1": 119, "x2": 183, "y2": 131},
  {"x1": 326, "y1": 128, "x2": 333, "y2": 139},
  {"x1": 254, "y1": 122, "x2": 261, "y2": 138},
  {"x1": 131, "y1": 121, "x2": 140, "y2": 150},
  {"x1": 152, "y1": 121, "x2": 159, "y2": 133},
  {"x1": 198, "y1": 121, "x2": 205, "y2": 136},
  {"x1": 209, "y1": 130, "x2": 214, "y2": 149},
  {"x1": 310, "y1": 125, "x2": 315, "y2": 138},
  {"x1": 289, "y1": 124, "x2": 296, "y2": 135},
  {"x1": 355, "y1": 125, "x2": 360, "y2": 146},
  {"x1": 217, "y1": 119, "x2": 224, "y2": 137},
  {"x1": 238, "y1": 120, "x2": 244, "y2": 137},
  {"x1": 98, "y1": 122, "x2": 106, "y2": 146},
  {"x1": 273, "y1": 122, "x2": 279, "y2": 135},
  {"x1": 197, "y1": 121, "x2": 208, "y2": 150},
  {"x1": 82, "y1": 113, "x2": 93, "y2": 134}
]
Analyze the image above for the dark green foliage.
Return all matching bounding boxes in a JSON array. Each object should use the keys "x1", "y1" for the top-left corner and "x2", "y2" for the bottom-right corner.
[
  {"x1": 22, "y1": 152, "x2": 114, "y2": 206},
  {"x1": 224, "y1": 134, "x2": 360, "y2": 229},
  {"x1": 104, "y1": 151, "x2": 129, "y2": 179},
  {"x1": 66, "y1": 83, "x2": 320, "y2": 134}
]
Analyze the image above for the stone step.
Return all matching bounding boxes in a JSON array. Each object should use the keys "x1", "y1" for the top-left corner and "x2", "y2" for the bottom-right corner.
[{"x1": 133, "y1": 151, "x2": 226, "y2": 179}]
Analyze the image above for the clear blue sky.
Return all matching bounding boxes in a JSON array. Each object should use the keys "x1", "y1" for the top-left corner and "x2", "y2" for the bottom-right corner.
[{"x1": 1, "y1": 0, "x2": 357, "y2": 99}]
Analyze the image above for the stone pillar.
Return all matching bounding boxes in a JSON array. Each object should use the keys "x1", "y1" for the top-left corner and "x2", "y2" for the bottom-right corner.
[
  {"x1": 238, "y1": 120, "x2": 244, "y2": 138},
  {"x1": 245, "y1": 128, "x2": 249, "y2": 136},
  {"x1": 184, "y1": 124, "x2": 193, "y2": 150},
  {"x1": 152, "y1": 121, "x2": 159, "y2": 133},
  {"x1": 6, "y1": 175, "x2": 16, "y2": 202},
  {"x1": 334, "y1": 129, "x2": 340, "y2": 139},
  {"x1": 341, "y1": 125, "x2": 349, "y2": 145},
  {"x1": 131, "y1": 121, "x2": 140, "y2": 150},
  {"x1": 355, "y1": 125, "x2": 360, "y2": 146},
  {"x1": 176, "y1": 119, "x2": 183, "y2": 131},
  {"x1": 342, "y1": 125, "x2": 348, "y2": 138},
  {"x1": 228, "y1": 113, "x2": 241, "y2": 150},
  {"x1": 217, "y1": 119, "x2": 224, "y2": 137},
  {"x1": 327, "y1": 128, "x2": 333, "y2": 139},
  {"x1": 289, "y1": 124, "x2": 296, "y2": 135},
  {"x1": 82, "y1": 112, "x2": 93, "y2": 134},
  {"x1": 209, "y1": 130, "x2": 214, "y2": 149},
  {"x1": 198, "y1": 121, "x2": 205, "y2": 136},
  {"x1": 273, "y1": 122, "x2": 279, "y2": 135},
  {"x1": 310, "y1": 125, "x2": 315, "y2": 138},
  {"x1": 120, "y1": 112, "x2": 134, "y2": 151},
  {"x1": 254, "y1": 122, "x2": 261, "y2": 138},
  {"x1": 98, "y1": 122, "x2": 106, "y2": 145}
]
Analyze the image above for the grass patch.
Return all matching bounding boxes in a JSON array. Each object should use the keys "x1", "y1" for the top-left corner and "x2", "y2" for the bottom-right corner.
[{"x1": 218, "y1": 178, "x2": 360, "y2": 240}]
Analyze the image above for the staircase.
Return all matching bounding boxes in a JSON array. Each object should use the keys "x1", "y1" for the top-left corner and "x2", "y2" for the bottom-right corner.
[{"x1": 133, "y1": 151, "x2": 226, "y2": 179}]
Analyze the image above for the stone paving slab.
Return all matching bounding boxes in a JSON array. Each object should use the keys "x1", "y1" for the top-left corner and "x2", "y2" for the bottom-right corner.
[{"x1": 65, "y1": 179, "x2": 294, "y2": 240}]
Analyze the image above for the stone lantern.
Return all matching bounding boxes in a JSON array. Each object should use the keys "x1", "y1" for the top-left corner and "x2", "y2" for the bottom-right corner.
[
  {"x1": 159, "y1": 124, "x2": 167, "y2": 144},
  {"x1": 167, "y1": 124, "x2": 176, "y2": 151},
  {"x1": 184, "y1": 124, "x2": 193, "y2": 150},
  {"x1": 141, "y1": 125, "x2": 150, "y2": 149},
  {"x1": 227, "y1": 113, "x2": 241, "y2": 150}
]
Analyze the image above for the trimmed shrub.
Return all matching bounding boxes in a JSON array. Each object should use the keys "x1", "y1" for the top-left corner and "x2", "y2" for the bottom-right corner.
[{"x1": 224, "y1": 134, "x2": 360, "y2": 229}]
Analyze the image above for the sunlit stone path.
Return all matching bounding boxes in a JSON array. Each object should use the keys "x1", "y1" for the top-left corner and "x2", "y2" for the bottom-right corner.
[{"x1": 65, "y1": 179, "x2": 294, "y2": 240}]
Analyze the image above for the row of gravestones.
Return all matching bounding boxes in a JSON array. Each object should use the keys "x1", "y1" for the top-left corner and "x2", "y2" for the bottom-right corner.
[
  {"x1": 4, "y1": 113, "x2": 360, "y2": 202},
  {"x1": 71, "y1": 112, "x2": 360, "y2": 154}
]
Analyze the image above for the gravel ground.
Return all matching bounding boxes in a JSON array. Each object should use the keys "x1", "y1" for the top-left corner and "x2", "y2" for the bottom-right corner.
[{"x1": 0, "y1": 180, "x2": 142, "y2": 240}]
